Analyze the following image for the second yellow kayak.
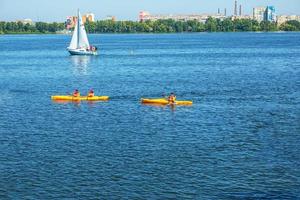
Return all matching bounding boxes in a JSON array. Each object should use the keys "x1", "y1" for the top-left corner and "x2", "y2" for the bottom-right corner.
[
  {"x1": 51, "y1": 95, "x2": 109, "y2": 101},
  {"x1": 141, "y1": 98, "x2": 193, "y2": 105}
]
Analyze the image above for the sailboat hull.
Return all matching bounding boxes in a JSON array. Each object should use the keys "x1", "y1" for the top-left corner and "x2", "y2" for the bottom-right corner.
[{"x1": 68, "y1": 48, "x2": 97, "y2": 56}]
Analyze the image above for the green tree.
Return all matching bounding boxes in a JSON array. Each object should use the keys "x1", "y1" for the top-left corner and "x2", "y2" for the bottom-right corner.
[
  {"x1": 17, "y1": 21, "x2": 24, "y2": 32},
  {"x1": 221, "y1": 18, "x2": 234, "y2": 32},
  {"x1": 35, "y1": 22, "x2": 48, "y2": 33},
  {"x1": 234, "y1": 19, "x2": 253, "y2": 31},
  {"x1": 205, "y1": 17, "x2": 217, "y2": 32},
  {"x1": 280, "y1": 23, "x2": 297, "y2": 31},
  {"x1": 174, "y1": 21, "x2": 184, "y2": 32},
  {"x1": 260, "y1": 21, "x2": 278, "y2": 31},
  {"x1": 0, "y1": 22, "x2": 5, "y2": 33},
  {"x1": 280, "y1": 20, "x2": 300, "y2": 31},
  {"x1": 251, "y1": 20, "x2": 260, "y2": 31}
]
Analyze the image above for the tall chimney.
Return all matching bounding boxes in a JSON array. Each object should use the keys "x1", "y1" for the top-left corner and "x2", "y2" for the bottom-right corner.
[{"x1": 234, "y1": 0, "x2": 237, "y2": 16}]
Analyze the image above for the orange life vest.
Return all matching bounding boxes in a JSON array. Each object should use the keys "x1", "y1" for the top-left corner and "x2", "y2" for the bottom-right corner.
[
  {"x1": 73, "y1": 91, "x2": 80, "y2": 97},
  {"x1": 168, "y1": 95, "x2": 176, "y2": 103},
  {"x1": 88, "y1": 91, "x2": 94, "y2": 97}
]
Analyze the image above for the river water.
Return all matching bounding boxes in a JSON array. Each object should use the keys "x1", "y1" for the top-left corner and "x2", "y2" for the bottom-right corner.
[{"x1": 0, "y1": 33, "x2": 299, "y2": 199}]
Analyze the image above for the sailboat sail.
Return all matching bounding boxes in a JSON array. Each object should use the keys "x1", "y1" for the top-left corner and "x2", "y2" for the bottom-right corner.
[
  {"x1": 68, "y1": 10, "x2": 90, "y2": 49},
  {"x1": 78, "y1": 11, "x2": 90, "y2": 48},
  {"x1": 69, "y1": 22, "x2": 78, "y2": 49}
]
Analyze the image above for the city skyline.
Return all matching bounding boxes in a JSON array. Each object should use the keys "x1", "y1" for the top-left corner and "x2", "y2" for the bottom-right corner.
[{"x1": 1, "y1": 0, "x2": 300, "y2": 22}]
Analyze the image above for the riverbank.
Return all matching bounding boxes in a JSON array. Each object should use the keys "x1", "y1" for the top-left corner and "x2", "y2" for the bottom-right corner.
[
  {"x1": 1, "y1": 30, "x2": 300, "y2": 35},
  {"x1": 1, "y1": 18, "x2": 300, "y2": 34}
]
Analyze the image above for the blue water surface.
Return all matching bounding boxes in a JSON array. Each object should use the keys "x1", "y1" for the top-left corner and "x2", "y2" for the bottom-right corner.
[{"x1": 0, "y1": 32, "x2": 300, "y2": 199}]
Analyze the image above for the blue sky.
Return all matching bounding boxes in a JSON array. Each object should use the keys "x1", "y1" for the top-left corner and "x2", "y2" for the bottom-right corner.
[{"x1": 1, "y1": 0, "x2": 300, "y2": 22}]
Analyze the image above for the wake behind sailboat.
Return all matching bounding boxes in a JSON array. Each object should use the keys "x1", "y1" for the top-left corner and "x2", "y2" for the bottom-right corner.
[{"x1": 67, "y1": 10, "x2": 98, "y2": 55}]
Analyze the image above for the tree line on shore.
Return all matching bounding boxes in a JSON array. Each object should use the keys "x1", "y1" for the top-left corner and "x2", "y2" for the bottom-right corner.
[{"x1": 1, "y1": 18, "x2": 300, "y2": 34}]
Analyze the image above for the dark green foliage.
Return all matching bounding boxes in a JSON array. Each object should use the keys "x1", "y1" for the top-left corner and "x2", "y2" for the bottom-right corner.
[
  {"x1": 0, "y1": 19, "x2": 299, "y2": 34},
  {"x1": 84, "y1": 19, "x2": 207, "y2": 33},
  {"x1": 205, "y1": 17, "x2": 217, "y2": 32},
  {"x1": 279, "y1": 20, "x2": 300, "y2": 31},
  {"x1": 233, "y1": 19, "x2": 254, "y2": 31},
  {"x1": 220, "y1": 18, "x2": 234, "y2": 32},
  {"x1": 0, "y1": 21, "x2": 65, "y2": 34},
  {"x1": 260, "y1": 21, "x2": 278, "y2": 31}
]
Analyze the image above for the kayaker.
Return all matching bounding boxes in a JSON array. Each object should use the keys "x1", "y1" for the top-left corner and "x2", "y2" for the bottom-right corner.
[
  {"x1": 88, "y1": 89, "x2": 94, "y2": 97},
  {"x1": 168, "y1": 93, "x2": 176, "y2": 104},
  {"x1": 73, "y1": 89, "x2": 80, "y2": 97}
]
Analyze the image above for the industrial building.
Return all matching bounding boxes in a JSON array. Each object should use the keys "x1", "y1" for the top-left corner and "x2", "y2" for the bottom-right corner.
[{"x1": 139, "y1": 11, "x2": 226, "y2": 23}]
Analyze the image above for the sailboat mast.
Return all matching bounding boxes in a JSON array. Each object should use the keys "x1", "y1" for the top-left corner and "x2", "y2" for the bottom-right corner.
[{"x1": 77, "y1": 9, "x2": 80, "y2": 49}]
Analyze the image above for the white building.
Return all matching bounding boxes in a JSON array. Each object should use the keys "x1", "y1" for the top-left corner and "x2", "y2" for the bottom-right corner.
[
  {"x1": 253, "y1": 7, "x2": 265, "y2": 22},
  {"x1": 277, "y1": 15, "x2": 300, "y2": 25},
  {"x1": 16, "y1": 18, "x2": 33, "y2": 25}
]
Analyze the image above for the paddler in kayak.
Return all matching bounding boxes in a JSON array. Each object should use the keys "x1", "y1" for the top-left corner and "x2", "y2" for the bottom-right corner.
[
  {"x1": 73, "y1": 89, "x2": 80, "y2": 97},
  {"x1": 87, "y1": 89, "x2": 95, "y2": 97},
  {"x1": 168, "y1": 93, "x2": 176, "y2": 104}
]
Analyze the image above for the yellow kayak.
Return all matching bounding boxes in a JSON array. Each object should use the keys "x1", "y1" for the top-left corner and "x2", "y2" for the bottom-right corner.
[
  {"x1": 51, "y1": 95, "x2": 109, "y2": 101},
  {"x1": 141, "y1": 98, "x2": 193, "y2": 105}
]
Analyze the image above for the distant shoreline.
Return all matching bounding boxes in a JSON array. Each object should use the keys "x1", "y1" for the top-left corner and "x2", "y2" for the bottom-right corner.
[
  {"x1": 1, "y1": 31, "x2": 300, "y2": 35},
  {"x1": 1, "y1": 18, "x2": 300, "y2": 34}
]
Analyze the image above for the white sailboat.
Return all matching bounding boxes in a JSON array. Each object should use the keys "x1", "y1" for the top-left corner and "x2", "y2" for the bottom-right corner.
[{"x1": 67, "y1": 10, "x2": 97, "y2": 55}]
